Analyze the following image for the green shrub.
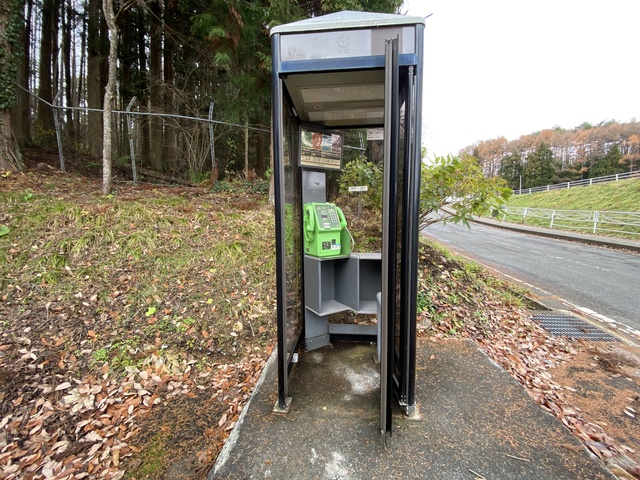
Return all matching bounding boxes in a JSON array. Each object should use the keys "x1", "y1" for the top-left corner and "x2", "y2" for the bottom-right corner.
[{"x1": 339, "y1": 158, "x2": 383, "y2": 211}]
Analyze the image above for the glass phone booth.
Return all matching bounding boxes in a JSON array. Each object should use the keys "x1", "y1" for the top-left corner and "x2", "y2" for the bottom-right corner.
[{"x1": 271, "y1": 11, "x2": 424, "y2": 434}]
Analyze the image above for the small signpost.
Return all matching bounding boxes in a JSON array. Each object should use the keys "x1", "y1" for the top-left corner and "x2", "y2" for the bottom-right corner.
[
  {"x1": 349, "y1": 185, "x2": 369, "y2": 216},
  {"x1": 367, "y1": 128, "x2": 384, "y2": 141}
]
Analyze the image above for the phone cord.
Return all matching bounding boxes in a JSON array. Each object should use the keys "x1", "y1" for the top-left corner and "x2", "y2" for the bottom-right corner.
[{"x1": 347, "y1": 228, "x2": 355, "y2": 251}]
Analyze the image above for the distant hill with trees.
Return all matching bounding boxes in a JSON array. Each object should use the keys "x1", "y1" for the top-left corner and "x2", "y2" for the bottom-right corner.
[{"x1": 460, "y1": 120, "x2": 640, "y2": 189}]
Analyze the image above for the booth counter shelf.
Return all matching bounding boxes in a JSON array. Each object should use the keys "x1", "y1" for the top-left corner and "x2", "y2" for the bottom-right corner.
[{"x1": 304, "y1": 252, "x2": 381, "y2": 316}]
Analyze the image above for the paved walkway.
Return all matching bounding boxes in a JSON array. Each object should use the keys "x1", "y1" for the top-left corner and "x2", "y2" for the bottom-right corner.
[{"x1": 210, "y1": 340, "x2": 614, "y2": 480}]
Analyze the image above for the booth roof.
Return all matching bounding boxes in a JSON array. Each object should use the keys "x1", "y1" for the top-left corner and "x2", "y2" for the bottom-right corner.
[{"x1": 269, "y1": 10, "x2": 425, "y2": 37}]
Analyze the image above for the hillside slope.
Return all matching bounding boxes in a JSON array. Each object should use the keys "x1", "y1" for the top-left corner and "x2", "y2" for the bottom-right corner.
[{"x1": 507, "y1": 178, "x2": 640, "y2": 212}]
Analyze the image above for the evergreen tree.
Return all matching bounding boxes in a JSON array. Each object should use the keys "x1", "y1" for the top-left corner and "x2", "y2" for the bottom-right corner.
[
  {"x1": 498, "y1": 152, "x2": 523, "y2": 190},
  {"x1": 523, "y1": 143, "x2": 555, "y2": 188},
  {"x1": 589, "y1": 143, "x2": 625, "y2": 178}
]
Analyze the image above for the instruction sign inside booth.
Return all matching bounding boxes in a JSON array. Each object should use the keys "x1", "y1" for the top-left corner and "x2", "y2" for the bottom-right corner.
[{"x1": 300, "y1": 130, "x2": 343, "y2": 170}]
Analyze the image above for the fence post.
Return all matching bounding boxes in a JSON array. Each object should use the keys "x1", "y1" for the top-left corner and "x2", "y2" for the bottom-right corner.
[
  {"x1": 589, "y1": 178, "x2": 593, "y2": 185},
  {"x1": 567, "y1": 182, "x2": 570, "y2": 188},
  {"x1": 615, "y1": 174, "x2": 619, "y2": 181},
  {"x1": 126, "y1": 97, "x2": 138, "y2": 186},
  {"x1": 593, "y1": 211, "x2": 599, "y2": 234},
  {"x1": 208, "y1": 102, "x2": 216, "y2": 178},
  {"x1": 244, "y1": 119, "x2": 249, "y2": 178},
  {"x1": 522, "y1": 207, "x2": 528, "y2": 224},
  {"x1": 550, "y1": 210, "x2": 556, "y2": 229},
  {"x1": 53, "y1": 90, "x2": 65, "y2": 172}
]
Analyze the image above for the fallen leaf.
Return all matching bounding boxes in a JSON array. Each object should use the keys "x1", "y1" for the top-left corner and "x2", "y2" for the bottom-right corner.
[{"x1": 218, "y1": 413, "x2": 227, "y2": 427}]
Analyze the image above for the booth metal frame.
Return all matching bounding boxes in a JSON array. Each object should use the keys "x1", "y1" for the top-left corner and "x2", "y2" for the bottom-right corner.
[{"x1": 271, "y1": 11, "x2": 424, "y2": 434}]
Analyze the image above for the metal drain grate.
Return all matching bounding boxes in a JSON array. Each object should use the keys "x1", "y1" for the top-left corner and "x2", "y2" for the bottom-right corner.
[{"x1": 532, "y1": 312, "x2": 620, "y2": 342}]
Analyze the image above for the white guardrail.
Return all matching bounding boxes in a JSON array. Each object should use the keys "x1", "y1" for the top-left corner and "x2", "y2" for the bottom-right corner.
[
  {"x1": 498, "y1": 207, "x2": 640, "y2": 236},
  {"x1": 513, "y1": 170, "x2": 640, "y2": 195}
]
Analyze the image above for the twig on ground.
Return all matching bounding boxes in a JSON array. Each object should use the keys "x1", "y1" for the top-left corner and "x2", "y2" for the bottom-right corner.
[
  {"x1": 468, "y1": 468, "x2": 486, "y2": 479},
  {"x1": 505, "y1": 453, "x2": 530, "y2": 462}
]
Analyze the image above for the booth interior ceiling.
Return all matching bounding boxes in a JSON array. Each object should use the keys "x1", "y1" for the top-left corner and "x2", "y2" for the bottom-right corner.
[{"x1": 284, "y1": 70, "x2": 386, "y2": 127}]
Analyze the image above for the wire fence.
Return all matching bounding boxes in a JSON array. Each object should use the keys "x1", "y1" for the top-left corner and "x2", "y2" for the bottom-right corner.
[
  {"x1": 496, "y1": 206, "x2": 640, "y2": 237},
  {"x1": 47, "y1": 100, "x2": 272, "y2": 184},
  {"x1": 23, "y1": 90, "x2": 367, "y2": 185},
  {"x1": 513, "y1": 170, "x2": 640, "y2": 195}
]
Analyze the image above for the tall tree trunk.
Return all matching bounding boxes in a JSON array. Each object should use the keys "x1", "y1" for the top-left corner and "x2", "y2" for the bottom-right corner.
[
  {"x1": 163, "y1": 0, "x2": 175, "y2": 171},
  {"x1": 37, "y1": 0, "x2": 55, "y2": 141},
  {"x1": 0, "y1": 111, "x2": 21, "y2": 172},
  {"x1": 76, "y1": 10, "x2": 86, "y2": 142},
  {"x1": 136, "y1": 7, "x2": 148, "y2": 166},
  {"x1": 256, "y1": 130, "x2": 265, "y2": 177},
  {"x1": 148, "y1": 0, "x2": 162, "y2": 171},
  {"x1": 0, "y1": 0, "x2": 21, "y2": 171},
  {"x1": 120, "y1": 11, "x2": 131, "y2": 107},
  {"x1": 52, "y1": 0, "x2": 60, "y2": 94},
  {"x1": 102, "y1": 0, "x2": 117, "y2": 194},
  {"x1": 99, "y1": 0, "x2": 109, "y2": 100},
  {"x1": 63, "y1": 0, "x2": 73, "y2": 134},
  {"x1": 87, "y1": 0, "x2": 103, "y2": 157},
  {"x1": 244, "y1": 119, "x2": 249, "y2": 178},
  {"x1": 136, "y1": 8, "x2": 146, "y2": 84},
  {"x1": 11, "y1": 0, "x2": 31, "y2": 147}
]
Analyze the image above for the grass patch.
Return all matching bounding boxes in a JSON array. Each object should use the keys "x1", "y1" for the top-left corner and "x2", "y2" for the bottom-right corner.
[
  {"x1": 501, "y1": 178, "x2": 640, "y2": 238},
  {"x1": 0, "y1": 174, "x2": 277, "y2": 368},
  {"x1": 1, "y1": 167, "x2": 543, "y2": 479},
  {"x1": 126, "y1": 433, "x2": 166, "y2": 478},
  {"x1": 508, "y1": 177, "x2": 640, "y2": 212}
]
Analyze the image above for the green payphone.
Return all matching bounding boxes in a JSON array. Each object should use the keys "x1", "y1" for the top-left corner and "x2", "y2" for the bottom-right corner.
[{"x1": 303, "y1": 202, "x2": 351, "y2": 258}]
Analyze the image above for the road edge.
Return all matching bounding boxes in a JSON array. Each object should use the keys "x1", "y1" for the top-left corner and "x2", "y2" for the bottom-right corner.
[{"x1": 470, "y1": 216, "x2": 640, "y2": 253}]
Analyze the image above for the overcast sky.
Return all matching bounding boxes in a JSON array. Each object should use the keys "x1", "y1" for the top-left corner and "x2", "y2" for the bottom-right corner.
[{"x1": 402, "y1": 0, "x2": 640, "y2": 157}]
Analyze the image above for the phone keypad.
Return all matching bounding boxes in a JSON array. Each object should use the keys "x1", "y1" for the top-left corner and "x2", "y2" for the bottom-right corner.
[{"x1": 316, "y1": 205, "x2": 341, "y2": 229}]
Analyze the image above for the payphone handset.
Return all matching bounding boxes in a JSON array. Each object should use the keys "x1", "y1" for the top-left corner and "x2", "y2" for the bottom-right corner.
[{"x1": 303, "y1": 202, "x2": 351, "y2": 257}]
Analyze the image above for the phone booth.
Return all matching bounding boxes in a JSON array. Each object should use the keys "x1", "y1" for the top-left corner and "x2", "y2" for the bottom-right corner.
[{"x1": 271, "y1": 10, "x2": 424, "y2": 434}]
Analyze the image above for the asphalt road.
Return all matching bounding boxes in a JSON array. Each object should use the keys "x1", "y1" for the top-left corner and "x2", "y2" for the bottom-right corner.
[{"x1": 421, "y1": 221, "x2": 640, "y2": 335}]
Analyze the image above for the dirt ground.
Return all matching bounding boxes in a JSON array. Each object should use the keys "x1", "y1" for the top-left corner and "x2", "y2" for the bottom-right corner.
[{"x1": 550, "y1": 342, "x2": 640, "y2": 471}]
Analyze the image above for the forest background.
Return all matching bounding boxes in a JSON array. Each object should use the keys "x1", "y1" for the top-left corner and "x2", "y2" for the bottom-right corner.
[
  {"x1": 461, "y1": 121, "x2": 640, "y2": 191},
  {"x1": 0, "y1": 0, "x2": 405, "y2": 184}
]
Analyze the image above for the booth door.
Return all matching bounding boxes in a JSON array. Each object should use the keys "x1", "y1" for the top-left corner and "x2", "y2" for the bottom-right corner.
[
  {"x1": 380, "y1": 38, "x2": 420, "y2": 434},
  {"x1": 273, "y1": 82, "x2": 304, "y2": 411},
  {"x1": 380, "y1": 37, "x2": 400, "y2": 434}
]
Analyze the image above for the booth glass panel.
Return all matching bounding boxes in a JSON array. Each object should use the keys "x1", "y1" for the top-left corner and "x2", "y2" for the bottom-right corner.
[
  {"x1": 274, "y1": 75, "x2": 304, "y2": 410},
  {"x1": 283, "y1": 105, "x2": 303, "y2": 363},
  {"x1": 394, "y1": 68, "x2": 416, "y2": 410}
]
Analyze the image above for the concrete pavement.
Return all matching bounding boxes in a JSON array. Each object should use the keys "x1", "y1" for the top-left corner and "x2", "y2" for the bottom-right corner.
[{"x1": 210, "y1": 341, "x2": 615, "y2": 480}]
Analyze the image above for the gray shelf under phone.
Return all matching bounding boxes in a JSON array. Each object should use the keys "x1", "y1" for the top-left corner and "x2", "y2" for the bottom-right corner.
[{"x1": 304, "y1": 253, "x2": 381, "y2": 350}]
